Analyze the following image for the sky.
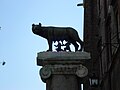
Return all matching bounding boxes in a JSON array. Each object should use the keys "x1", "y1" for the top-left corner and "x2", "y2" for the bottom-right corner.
[{"x1": 0, "y1": 0, "x2": 84, "y2": 90}]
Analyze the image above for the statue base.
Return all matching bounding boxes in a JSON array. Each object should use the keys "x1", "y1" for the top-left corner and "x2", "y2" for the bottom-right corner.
[{"x1": 37, "y1": 51, "x2": 91, "y2": 90}]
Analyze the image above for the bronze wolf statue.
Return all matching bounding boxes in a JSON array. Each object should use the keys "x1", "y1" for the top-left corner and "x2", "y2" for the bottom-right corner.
[{"x1": 32, "y1": 23, "x2": 83, "y2": 51}]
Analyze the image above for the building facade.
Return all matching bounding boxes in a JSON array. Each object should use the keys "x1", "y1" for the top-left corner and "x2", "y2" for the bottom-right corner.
[{"x1": 84, "y1": 0, "x2": 120, "y2": 90}]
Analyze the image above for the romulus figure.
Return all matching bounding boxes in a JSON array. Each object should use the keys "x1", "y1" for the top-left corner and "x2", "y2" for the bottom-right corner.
[{"x1": 54, "y1": 41, "x2": 63, "y2": 52}]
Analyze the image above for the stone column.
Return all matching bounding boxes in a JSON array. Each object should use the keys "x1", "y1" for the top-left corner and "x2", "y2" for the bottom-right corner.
[{"x1": 37, "y1": 51, "x2": 91, "y2": 90}]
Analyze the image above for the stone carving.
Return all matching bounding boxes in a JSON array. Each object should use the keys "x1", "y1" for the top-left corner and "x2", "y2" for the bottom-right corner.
[
  {"x1": 32, "y1": 23, "x2": 83, "y2": 51},
  {"x1": 40, "y1": 64, "x2": 88, "y2": 82},
  {"x1": 76, "y1": 65, "x2": 88, "y2": 78},
  {"x1": 40, "y1": 65, "x2": 52, "y2": 82}
]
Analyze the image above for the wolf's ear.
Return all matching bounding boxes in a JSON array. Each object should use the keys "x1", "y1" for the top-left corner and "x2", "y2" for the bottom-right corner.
[
  {"x1": 32, "y1": 24, "x2": 35, "y2": 26},
  {"x1": 39, "y1": 23, "x2": 42, "y2": 27}
]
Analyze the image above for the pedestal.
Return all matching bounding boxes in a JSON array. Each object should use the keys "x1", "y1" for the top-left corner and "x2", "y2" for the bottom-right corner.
[{"x1": 37, "y1": 51, "x2": 91, "y2": 90}]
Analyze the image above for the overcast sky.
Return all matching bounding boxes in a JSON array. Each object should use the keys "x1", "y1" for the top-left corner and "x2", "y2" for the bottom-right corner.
[{"x1": 0, "y1": 0, "x2": 84, "y2": 90}]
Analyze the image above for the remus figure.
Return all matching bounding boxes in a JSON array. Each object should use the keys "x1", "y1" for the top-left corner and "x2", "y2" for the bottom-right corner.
[{"x1": 64, "y1": 42, "x2": 71, "y2": 52}]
